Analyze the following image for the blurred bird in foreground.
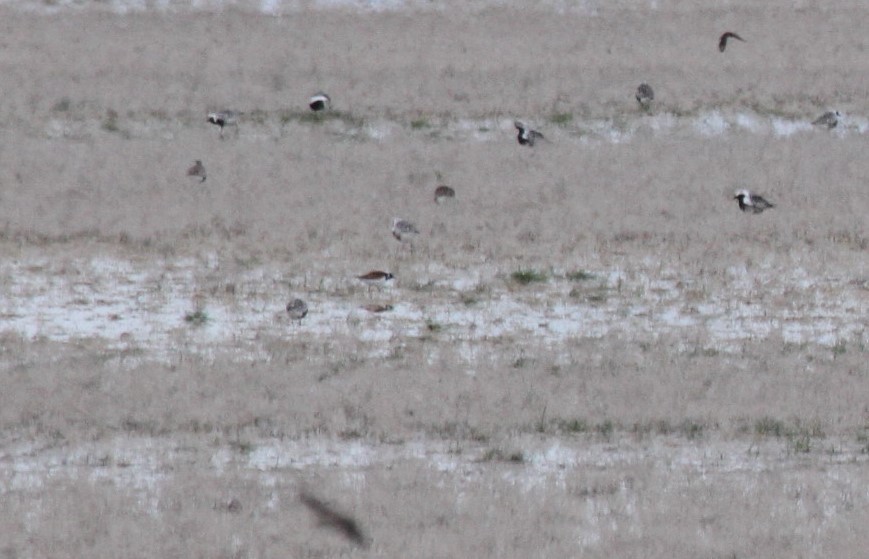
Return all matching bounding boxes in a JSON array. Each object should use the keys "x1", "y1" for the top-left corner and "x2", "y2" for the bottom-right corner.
[
  {"x1": 718, "y1": 31, "x2": 745, "y2": 52},
  {"x1": 299, "y1": 491, "x2": 367, "y2": 547}
]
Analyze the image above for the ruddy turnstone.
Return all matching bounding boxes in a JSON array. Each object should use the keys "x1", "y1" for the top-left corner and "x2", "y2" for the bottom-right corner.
[
  {"x1": 357, "y1": 270, "x2": 394, "y2": 292},
  {"x1": 357, "y1": 270, "x2": 394, "y2": 283}
]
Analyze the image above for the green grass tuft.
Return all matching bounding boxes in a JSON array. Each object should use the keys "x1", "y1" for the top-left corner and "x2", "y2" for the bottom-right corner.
[
  {"x1": 480, "y1": 448, "x2": 525, "y2": 463},
  {"x1": 548, "y1": 112, "x2": 573, "y2": 125},
  {"x1": 755, "y1": 416, "x2": 786, "y2": 437},
  {"x1": 511, "y1": 269, "x2": 547, "y2": 285},
  {"x1": 101, "y1": 109, "x2": 119, "y2": 132},
  {"x1": 184, "y1": 309, "x2": 208, "y2": 326},
  {"x1": 566, "y1": 270, "x2": 595, "y2": 281},
  {"x1": 559, "y1": 418, "x2": 589, "y2": 433},
  {"x1": 595, "y1": 420, "x2": 615, "y2": 439}
]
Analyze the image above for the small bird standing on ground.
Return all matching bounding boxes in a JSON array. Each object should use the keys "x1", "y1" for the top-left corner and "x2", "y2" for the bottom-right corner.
[
  {"x1": 286, "y1": 299, "x2": 308, "y2": 324},
  {"x1": 357, "y1": 271, "x2": 394, "y2": 293},
  {"x1": 207, "y1": 110, "x2": 240, "y2": 138},
  {"x1": 186, "y1": 160, "x2": 206, "y2": 183},
  {"x1": 514, "y1": 121, "x2": 544, "y2": 146},
  {"x1": 812, "y1": 111, "x2": 841, "y2": 129},
  {"x1": 635, "y1": 83, "x2": 654, "y2": 109},
  {"x1": 434, "y1": 185, "x2": 456, "y2": 203},
  {"x1": 392, "y1": 217, "x2": 420, "y2": 243},
  {"x1": 718, "y1": 32, "x2": 746, "y2": 52},
  {"x1": 309, "y1": 92, "x2": 331, "y2": 112},
  {"x1": 299, "y1": 492, "x2": 367, "y2": 547},
  {"x1": 361, "y1": 303, "x2": 393, "y2": 313},
  {"x1": 734, "y1": 189, "x2": 775, "y2": 214},
  {"x1": 357, "y1": 270, "x2": 394, "y2": 283}
]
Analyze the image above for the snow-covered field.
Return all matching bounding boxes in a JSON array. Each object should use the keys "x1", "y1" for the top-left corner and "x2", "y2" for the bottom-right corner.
[{"x1": 1, "y1": 250, "x2": 865, "y2": 362}]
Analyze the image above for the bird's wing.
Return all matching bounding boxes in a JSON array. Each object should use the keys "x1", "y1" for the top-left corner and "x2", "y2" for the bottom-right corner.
[
  {"x1": 754, "y1": 196, "x2": 774, "y2": 208},
  {"x1": 719, "y1": 32, "x2": 745, "y2": 51},
  {"x1": 300, "y1": 493, "x2": 366, "y2": 546}
]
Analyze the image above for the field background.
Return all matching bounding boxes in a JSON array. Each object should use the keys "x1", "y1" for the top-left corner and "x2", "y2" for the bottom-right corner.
[{"x1": 0, "y1": 1, "x2": 868, "y2": 557}]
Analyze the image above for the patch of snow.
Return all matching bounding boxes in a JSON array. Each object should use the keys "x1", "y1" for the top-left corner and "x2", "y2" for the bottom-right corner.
[{"x1": 694, "y1": 111, "x2": 729, "y2": 136}]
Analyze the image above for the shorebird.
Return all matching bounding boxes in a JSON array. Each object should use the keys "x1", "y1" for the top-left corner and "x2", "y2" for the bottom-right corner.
[
  {"x1": 207, "y1": 110, "x2": 240, "y2": 137},
  {"x1": 309, "y1": 92, "x2": 331, "y2": 112},
  {"x1": 186, "y1": 160, "x2": 206, "y2": 183},
  {"x1": 514, "y1": 121, "x2": 544, "y2": 146},
  {"x1": 434, "y1": 185, "x2": 456, "y2": 204},
  {"x1": 734, "y1": 189, "x2": 775, "y2": 214},
  {"x1": 357, "y1": 270, "x2": 394, "y2": 291},
  {"x1": 718, "y1": 32, "x2": 745, "y2": 52},
  {"x1": 286, "y1": 299, "x2": 308, "y2": 324},
  {"x1": 392, "y1": 217, "x2": 420, "y2": 242},
  {"x1": 812, "y1": 111, "x2": 841, "y2": 129},
  {"x1": 635, "y1": 83, "x2": 654, "y2": 109},
  {"x1": 357, "y1": 270, "x2": 394, "y2": 282},
  {"x1": 300, "y1": 492, "x2": 367, "y2": 547},
  {"x1": 361, "y1": 303, "x2": 393, "y2": 313}
]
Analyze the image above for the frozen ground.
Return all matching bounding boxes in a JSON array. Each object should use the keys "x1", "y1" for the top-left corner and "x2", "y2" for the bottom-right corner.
[
  {"x1": 35, "y1": 109, "x2": 869, "y2": 144},
  {"x1": 0, "y1": 250, "x2": 866, "y2": 363},
  {"x1": 3, "y1": 431, "x2": 868, "y2": 510}
]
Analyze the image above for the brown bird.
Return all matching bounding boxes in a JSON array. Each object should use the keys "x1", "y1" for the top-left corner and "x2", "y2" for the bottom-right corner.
[
  {"x1": 635, "y1": 83, "x2": 654, "y2": 109},
  {"x1": 285, "y1": 298, "x2": 308, "y2": 324},
  {"x1": 357, "y1": 271, "x2": 393, "y2": 295},
  {"x1": 434, "y1": 185, "x2": 456, "y2": 203},
  {"x1": 361, "y1": 303, "x2": 393, "y2": 313},
  {"x1": 357, "y1": 271, "x2": 394, "y2": 293},
  {"x1": 299, "y1": 492, "x2": 367, "y2": 547},
  {"x1": 357, "y1": 270, "x2": 394, "y2": 283},
  {"x1": 186, "y1": 160, "x2": 206, "y2": 182},
  {"x1": 719, "y1": 32, "x2": 745, "y2": 52},
  {"x1": 812, "y1": 111, "x2": 841, "y2": 129}
]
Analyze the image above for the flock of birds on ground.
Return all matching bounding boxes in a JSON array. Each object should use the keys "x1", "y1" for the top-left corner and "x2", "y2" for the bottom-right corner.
[
  {"x1": 183, "y1": 30, "x2": 846, "y2": 343},
  {"x1": 192, "y1": 91, "x2": 456, "y2": 329},
  {"x1": 184, "y1": 30, "x2": 848, "y2": 547}
]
